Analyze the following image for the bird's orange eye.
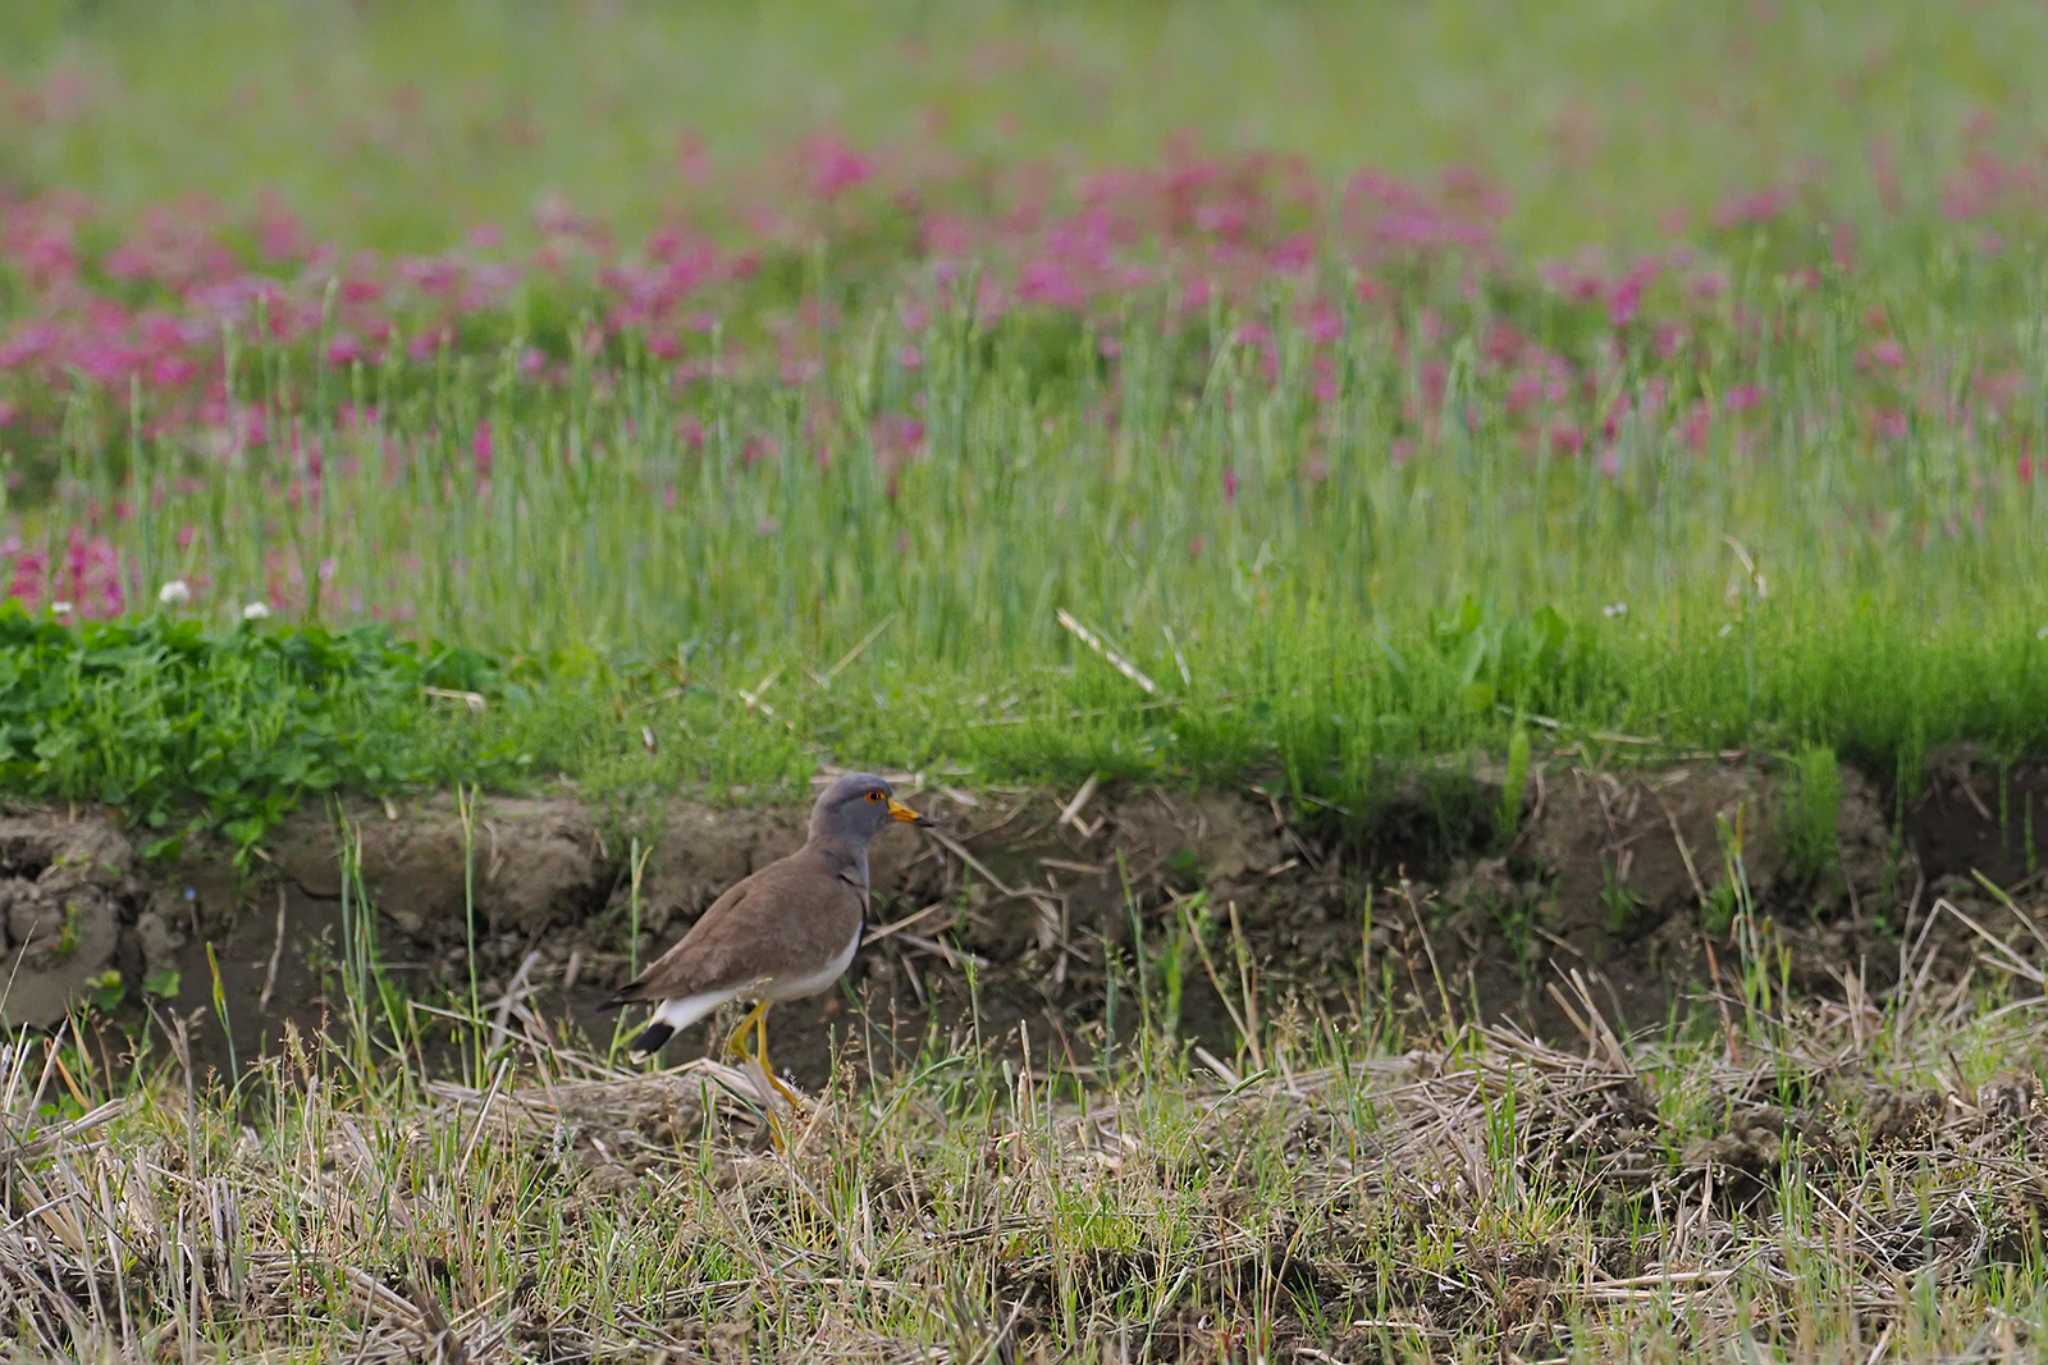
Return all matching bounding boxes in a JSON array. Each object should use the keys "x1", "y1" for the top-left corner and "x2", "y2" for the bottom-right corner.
[{"x1": 866, "y1": 789, "x2": 883, "y2": 802}]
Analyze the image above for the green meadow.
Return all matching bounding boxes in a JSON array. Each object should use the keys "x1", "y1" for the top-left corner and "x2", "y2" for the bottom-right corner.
[
  {"x1": 6, "y1": 2, "x2": 2048, "y2": 1359},
  {"x1": 2, "y1": 1, "x2": 2047, "y2": 832}
]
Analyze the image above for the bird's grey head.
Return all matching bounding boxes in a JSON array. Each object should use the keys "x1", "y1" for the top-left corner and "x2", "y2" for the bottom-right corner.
[{"x1": 809, "y1": 772, "x2": 926, "y2": 845}]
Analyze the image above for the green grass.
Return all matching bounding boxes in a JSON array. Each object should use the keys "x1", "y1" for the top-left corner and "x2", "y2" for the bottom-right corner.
[
  {"x1": 1, "y1": 0, "x2": 2046, "y2": 834},
  {"x1": 8, "y1": 577, "x2": 2048, "y2": 863}
]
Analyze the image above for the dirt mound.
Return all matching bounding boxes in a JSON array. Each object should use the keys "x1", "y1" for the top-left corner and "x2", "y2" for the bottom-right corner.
[
  {"x1": 0, "y1": 810, "x2": 127, "y2": 1025},
  {"x1": 7, "y1": 750, "x2": 2047, "y2": 1081}
]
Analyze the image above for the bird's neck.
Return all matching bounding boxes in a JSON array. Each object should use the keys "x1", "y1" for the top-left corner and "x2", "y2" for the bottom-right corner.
[{"x1": 807, "y1": 836, "x2": 870, "y2": 886}]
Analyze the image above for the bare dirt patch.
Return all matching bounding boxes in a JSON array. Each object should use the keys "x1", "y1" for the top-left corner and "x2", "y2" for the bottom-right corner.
[{"x1": 6, "y1": 747, "x2": 2046, "y2": 1082}]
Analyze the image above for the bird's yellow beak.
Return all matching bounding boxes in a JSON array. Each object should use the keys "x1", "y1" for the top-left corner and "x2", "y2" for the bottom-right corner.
[{"x1": 887, "y1": 797, "x2": 926, "y2": 825}]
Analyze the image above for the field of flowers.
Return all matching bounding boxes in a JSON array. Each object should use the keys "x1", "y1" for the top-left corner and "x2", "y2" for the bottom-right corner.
[
  {"x1": 13, "y1": 6, "x2": 2048, "y2": 1361},
  {"x1": 3, "y1": 2, "x2": 2048, "y2": 820}
]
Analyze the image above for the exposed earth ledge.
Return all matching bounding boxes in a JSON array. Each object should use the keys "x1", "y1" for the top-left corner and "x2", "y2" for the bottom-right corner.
[{"x1": 3, "y1": 747, "x2": 2043, "y2": 1080}]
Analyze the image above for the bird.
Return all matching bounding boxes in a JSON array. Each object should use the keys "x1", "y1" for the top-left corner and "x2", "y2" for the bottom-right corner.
[{"x1": 605, "y1": 772, "x2": 926, "y2": 1111}]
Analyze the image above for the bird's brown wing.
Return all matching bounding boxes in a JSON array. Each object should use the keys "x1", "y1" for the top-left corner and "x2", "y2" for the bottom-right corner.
[
  {"x1": 607, "y1": 871, "x2": 759, "y2": 1005},
  {"x1": 608, "y1": 849, "x2": 863, "y2": 1004}
]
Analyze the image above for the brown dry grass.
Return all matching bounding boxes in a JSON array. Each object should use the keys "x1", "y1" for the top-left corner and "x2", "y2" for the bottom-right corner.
[{"x1": 5, "y1": 914, "x2": 2048, "y2": 1365}]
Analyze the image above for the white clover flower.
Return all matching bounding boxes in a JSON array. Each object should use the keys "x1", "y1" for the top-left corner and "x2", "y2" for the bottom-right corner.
[
  {"x1": 1602, "y1": 601, "x2": 1628, "y2": 619},
  {"x1": 51, "y1": 601, "x2": 72, "y2": 617},
  {"x1": 242, "y1": 601, "x2": 272, "y2": 621},
  {"x1": 158, "y1": 579, "x2": 191, "y2": 606},
  {"x1": 2037, "y1": 625, "x2": 2048, "y2": 641}
]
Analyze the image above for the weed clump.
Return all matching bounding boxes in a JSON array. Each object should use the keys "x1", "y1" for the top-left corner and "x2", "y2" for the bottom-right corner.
[{"x1": 1782, "y1": 744, "x2": 1844, "y2": 888}]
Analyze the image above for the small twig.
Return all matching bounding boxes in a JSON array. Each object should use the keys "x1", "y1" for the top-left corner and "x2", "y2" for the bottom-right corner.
[
  {"x1": 1229, "y1": 899, "x2": 1264, "y2": 1070},
  {"x1": 1180, "y1": 897, "x2": 1254, "y2": 1062},
  {"x1": 1938, "y1": 898, "x2": 2045, "y2": 986},
  {"x1": 1649, "y1": 788, "x2": 1711, "y2": 908},
  {"x1": 1701, "y1": 934, "x2": 1741, "y2": 1065},
  {"x1": 458, "y1": 1059, "x2": 511, "y2": 1172},
  {"x1": 1723, "y1": 534, "x2": 1768, "y2": 599},
  {"x1": 818, "y1": 614, "x2": 895, "y2": 686},
  {"x1": 1057, "y1": 773, "x2": 1102, "y2": 839},
  {"x1": 1970, "y1": 869, "x2": 2048, "y2": 961},
  {"x1": 967, "y1": 697, "x2": 1214, "y2": 728},
  {"x1": 1192, "y1": 1044, "x2": 1241, "y2": 1089},
  {"x1": 1162, "y1": 623, "x2": 1192, "y2": 688},
  {"x1": 257, "y1": 884, "x2": 288, "y2": 1014},
  {"x1": 922, "y1": 826, "x2": 1060, "y2": 929},
  {"x1": 423, "y1": 687, "x2": 486, "y2": 713},
  {"x1": 1055, "y1": 609, "x2": 1157, "y2": 695},
  {"x1": 488, "y1": 951, "x2": 544, "y2": 1055},
  {"x1": 895, "y1": 932, "x2": 989, "y2": 970},
  {"x1": 737, "y1": 666, "x2": 783, "y2": 717},
  {"x1": 865, "y1": 901, "x2": 956, "y2": 946}
]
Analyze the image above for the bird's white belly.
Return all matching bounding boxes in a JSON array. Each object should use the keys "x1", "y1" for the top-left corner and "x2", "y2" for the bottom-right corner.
[{"x1": 763, "y1": 921, "x2": 862, "y2": 1001}]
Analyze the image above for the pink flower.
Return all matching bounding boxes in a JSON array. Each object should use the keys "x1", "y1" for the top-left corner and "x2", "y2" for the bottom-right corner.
[
  {"x1": 341, "y1": 272, "x2": 384, "y2": 306},
  {"x1": 1311, "y1": 355, "x2": 1339, "y2": 405},
  {"x1": 1222, "y1": 468, "x2": 1239, "y2": 504},
  {"x1": 257, "y1": 204, "x2": 307, "y2": 262},
  {"x1": 1268, "y1": 233, "x2": 1316, "y2": 273},
  {"x1": 1682, "y1": 401, "x2": 1713, "y2": 452},
  {"x1": 1712, "y1": 185, "x2": 1791, "y2": 230},
  {"x1": 1505, "y1": 373, "x2": 1545, "y2": 415},
  {"x1": 806, "y1": 135, "x2": 873, "y2": 199},
  {"x1": 874, "y1": 414, "x2": 925, "y2": 459},
  {"x1": 1608, "y1": 259, "x2": 1660, "y2": 328},
  {"x1": 148, "y1": 355, "x2": 196, "y2": 388},
  {"x1": 1724, "y1": 386, "x2": 1763, "y2": 414},
  {"x1": 408, "y1": 327, "x2": 453, "y2": 363},
  {"x1": 1300, "y1": 301, "x2": 1343, "y2": 345}
]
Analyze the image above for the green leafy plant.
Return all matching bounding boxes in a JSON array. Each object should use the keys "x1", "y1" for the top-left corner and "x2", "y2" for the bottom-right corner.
[
  {"x1": 0, "y1": 608, "x2": 522, "y2": 866},
  {"x1": 86, "y1": 968, "x2": 125, "y2": 1011}
]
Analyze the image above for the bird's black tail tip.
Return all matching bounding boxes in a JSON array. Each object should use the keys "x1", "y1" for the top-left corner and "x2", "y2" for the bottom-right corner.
[{"x1": 628, "y1": 1020, "x2": 676, "y2": 1056}]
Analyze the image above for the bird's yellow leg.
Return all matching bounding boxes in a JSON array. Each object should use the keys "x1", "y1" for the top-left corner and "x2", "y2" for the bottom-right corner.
[
  {"x1": 756, "y1": 1010, "x2": 805, "y2": 1114},
  {"x1": 724, "y1": 1000, "x2": 771, "y2": 1060}
]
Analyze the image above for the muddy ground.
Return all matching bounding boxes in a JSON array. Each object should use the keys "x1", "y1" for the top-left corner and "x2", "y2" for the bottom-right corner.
[{"x1": 3, "y1": 747, "x2": 2045, "y2": 1084}]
